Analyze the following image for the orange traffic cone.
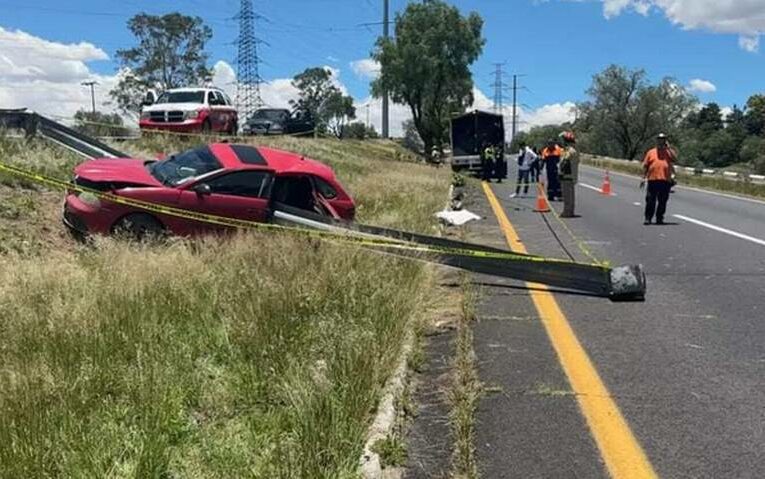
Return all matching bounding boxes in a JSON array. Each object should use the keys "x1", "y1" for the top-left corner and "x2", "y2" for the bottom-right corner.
[
  {"x1": 601, "y1": 170, "x2": 612, "y2": 196},
  {"x1": 534, "y1": 183, "x2": 551, "y2": 213}
]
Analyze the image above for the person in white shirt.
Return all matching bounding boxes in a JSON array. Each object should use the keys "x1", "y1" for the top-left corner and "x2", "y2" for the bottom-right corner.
[{"x1": 511, "y1": 142, "x2": 537, "y2": 198}]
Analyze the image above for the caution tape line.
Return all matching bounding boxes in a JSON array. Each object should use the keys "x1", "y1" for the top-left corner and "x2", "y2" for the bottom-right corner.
[{"x1": 0, "y1": 161, "x2": 606, "y2": 268}]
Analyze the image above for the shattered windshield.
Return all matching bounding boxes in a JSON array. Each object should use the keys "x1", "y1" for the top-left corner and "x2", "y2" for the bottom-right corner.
[
  {"x1": 148, "y1": 146, "x2": 222, "y2": 186},
  {"x1": 155, "y1": 91, "x2": 205, "y2": 104}
]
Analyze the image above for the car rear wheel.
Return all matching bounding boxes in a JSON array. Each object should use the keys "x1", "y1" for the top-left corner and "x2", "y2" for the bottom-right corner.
[
  {"x1": 201, "y1": 119, "x2": 212, "y2": 135},
  {"x1": 113, "y1": 213, "x2": 165, "y2": 240},
  {"x1": 228, "y1": 121, "x2": 238, "y2": 136}
]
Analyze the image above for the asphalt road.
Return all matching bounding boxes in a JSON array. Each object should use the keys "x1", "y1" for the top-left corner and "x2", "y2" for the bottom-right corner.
[{"x1": 471, "y1": 164, "x2": 765, "y2": 478}]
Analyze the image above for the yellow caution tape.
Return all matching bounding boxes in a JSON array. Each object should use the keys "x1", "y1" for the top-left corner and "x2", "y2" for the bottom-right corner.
[{"x1": 0, "y1": 160, "x2": 609, "y2": 269}]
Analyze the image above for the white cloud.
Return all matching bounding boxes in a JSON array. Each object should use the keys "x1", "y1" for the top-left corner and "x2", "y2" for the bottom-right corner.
[
  {"x1": 0, "y1": 26, "x2": 119, "y2": 118},
  {"x1": 720, "y1": 106, "x2": 734, "y2": 119},
  {"x1": 739, "y1": 34, "x2": 760, "y2": 52},
  {"x1": 595, "y1": 0, "x2": 765, "y2": 52},
  {"x1": 688, "y1": 78, "x2": 717, "y2": 93},
  {"x1": 350, "y1": 59, "x2": 381, "y2": 80}
]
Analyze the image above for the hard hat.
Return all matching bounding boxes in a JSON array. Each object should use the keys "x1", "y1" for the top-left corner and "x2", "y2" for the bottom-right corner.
[{"x1": 657, "y1": 133, "x2": 668, "y2": 139}]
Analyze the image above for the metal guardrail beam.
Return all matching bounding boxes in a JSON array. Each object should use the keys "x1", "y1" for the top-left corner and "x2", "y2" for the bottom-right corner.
[{"x1": 0, "y1": 109, "x2": 129, "y2": 159}]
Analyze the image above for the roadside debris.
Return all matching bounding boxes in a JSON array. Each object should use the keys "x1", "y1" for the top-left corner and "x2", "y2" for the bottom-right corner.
[{"x1": 436, "y1": 209, "x2": 481, "y2": 226}]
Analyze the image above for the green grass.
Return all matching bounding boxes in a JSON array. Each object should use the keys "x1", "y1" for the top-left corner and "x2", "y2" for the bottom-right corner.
[
  {"x1": 371, "y1": 435, "x2": 408, "y2": 468},
  {"x1": 583, "y1": 154, "x2": 765, "y2": 199},
  {"x1": 449, "y1": 275, "x2": 481, "y2": 479},
  {"x1": 0, "y1": 134, "x2": 451, "y2": 478}
]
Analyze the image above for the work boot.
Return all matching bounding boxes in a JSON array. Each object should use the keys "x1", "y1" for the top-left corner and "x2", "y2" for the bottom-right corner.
[{"x1": 644, "y1": 219, "x2": 652, "y2": 225}]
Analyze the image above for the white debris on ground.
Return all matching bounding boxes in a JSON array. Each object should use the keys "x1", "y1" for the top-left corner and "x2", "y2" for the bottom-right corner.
[{"x1": 436, "y1": 209, "x2": 481, "y2": 226}]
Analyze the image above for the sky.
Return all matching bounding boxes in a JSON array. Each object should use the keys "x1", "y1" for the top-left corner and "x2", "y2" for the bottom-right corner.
[{"x1": 1, "y1": 0, "x2": 765, "y2": 136}]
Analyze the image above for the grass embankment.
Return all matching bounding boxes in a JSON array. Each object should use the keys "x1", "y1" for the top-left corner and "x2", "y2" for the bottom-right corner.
[
  {"x1": 583, "y1": 154, "x2": 765, "y2": 199},
  {"x1": 0, "y1": 133, "x2": 450, "y2": 478}
]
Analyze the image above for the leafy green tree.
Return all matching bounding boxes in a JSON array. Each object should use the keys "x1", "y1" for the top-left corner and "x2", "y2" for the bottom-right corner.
[
  {"x1": 289, "y1": 67, "x2": 354, "y2": 137},
  {"x1": 401, "y1": 119, "x2": 424, "y2": 154},
  {"x1": 576, "y1": 65, "x2": 697, "y2": 160},
  {"x1": 110, "y1": 13, "x2": 213, "y2": 113},
  {"x1": 511, "y1": 124, "x2": 572, "y2": 152},
  {"x1": 324, "y1": 91, "x2": 356, "y2": 138},
  {"x1": 342, "y1": 122, "x2": 379, "y2": 140},
  {"x1": 685, "y1": 103, "x2": 724, "y2": 133},
  {"x1": 744, "y1": 94, "x2": 765, "y2": 136},
  {"x1": 372, "y1": 0, "x2": 484, "y2": 154},
  {"x1": 726, "y1": 105, "x2": 748, "y2": 147}
]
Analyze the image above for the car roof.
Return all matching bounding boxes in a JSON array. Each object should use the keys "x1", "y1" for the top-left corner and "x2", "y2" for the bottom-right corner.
[
  {"x1": 207, "y1": 143, "x2": 336, "y2": 179},
  {"x1": 164, "y1": 87, "x2": 224, "y2": 93}
]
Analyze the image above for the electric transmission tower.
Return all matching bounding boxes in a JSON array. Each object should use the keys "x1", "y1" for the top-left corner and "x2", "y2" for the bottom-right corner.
[
  {"x1": 236, "y1": 0, "x2": 265, "y2": 121},
  {"x1": 491, "y1": 63, "x2": 507, "y2": 113}
]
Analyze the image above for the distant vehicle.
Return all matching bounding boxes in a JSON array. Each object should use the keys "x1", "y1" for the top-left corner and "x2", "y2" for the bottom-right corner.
[
  {"x1": 242, "y1": 108, "x2": 314, "y2": 136},
  {"x1": 139, "y1": 87, "x2": 238, "y2": 135},
  {"x1": 64, "y1": 143, "x2": 355, "y2": 238},
  {"x1": 449, "y1": 110, "x2": 506, "y2": 172}
]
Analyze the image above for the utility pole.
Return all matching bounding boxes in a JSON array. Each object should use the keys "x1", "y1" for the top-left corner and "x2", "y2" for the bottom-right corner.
[
  {"x1": 236, "y1": 0, "x2": 265, "y2": 122},
  {"x1": 382, "y1": 0, "x2": 390, "y2": 138},
  {"x1": 512, "y1": 74, "x2": 517, "y2": 141},
  {"x1": 509, "y1": 74, "x2": 528, "y2": 144},
  {"x1": 81, "y1": 80, "x2": 98, "y2": 114}
]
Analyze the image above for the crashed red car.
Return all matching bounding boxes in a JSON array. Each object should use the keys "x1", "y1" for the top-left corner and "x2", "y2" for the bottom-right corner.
[{"x1": 63, "y1": 143, "x2": 355, "y2": 237}]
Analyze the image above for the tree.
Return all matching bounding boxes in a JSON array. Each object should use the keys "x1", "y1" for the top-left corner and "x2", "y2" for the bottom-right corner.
[
  {"x1": 401, "y1": 119, "x2": 424, "y2": 154},
  {"x1": 744, "y1": 94, "x2": 765, "y2": 136},
  {"x1": 576, "y1": 65, "x2": 696, "y2": 160},
  {"x1": 685, "y1": 103, "x2": 724, "y2": 133},
  {"x1": 510, "y1": 124, "x2": 572, "y2": 152},
  {"x1": 324, "y1": 91, "x2": 356, "y2": 138},
  {"x1": 290, "y1": 67, "x2": 355, "y2": 137},
  {"x1": 110, "y1": 13, "x2": 213, "y2": 114},
  {"x1": 73, "y1": 110, "x2": 130, "y2": 138},
  {"x1": 342, "y1": 122, "x2": 379, "y2": 140},
  {"x1": 372, "y1": 0, "x2": 484, "y2": 154}
]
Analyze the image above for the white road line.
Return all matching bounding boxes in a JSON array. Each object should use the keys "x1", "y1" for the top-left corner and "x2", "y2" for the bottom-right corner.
[
  {"x1": 579, "y1": 182, "x2": 616, "y2": 195},
  {"x1": 674, "y1": 214, "x2": 765, "y2": 247},
  {"x1": 581, "y1": 165, "x2": 765, "y2": 206}
]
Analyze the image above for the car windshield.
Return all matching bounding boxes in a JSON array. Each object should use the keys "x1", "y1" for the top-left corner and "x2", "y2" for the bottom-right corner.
[
  {"x1": 155, "y1": 91, "x2": 205, "y2": 104},
  {"x1": 251, "y1": 110, "x2": 288, "y2": 121},
  {"x1": 148, "y1": 147, "x2": 222, "y2": 186}
]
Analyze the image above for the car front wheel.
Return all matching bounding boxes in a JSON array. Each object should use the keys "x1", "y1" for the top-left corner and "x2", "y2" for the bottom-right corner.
[{"x1": 113, "y1": 213, "x2": 165, "y2": 240}]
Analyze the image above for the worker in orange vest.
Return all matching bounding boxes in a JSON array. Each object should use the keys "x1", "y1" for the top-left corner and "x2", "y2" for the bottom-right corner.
[
  {"x1": 541, "y1": 139, "x2": 563, "y2": 201},
  {"x1": 642, "y1": 133, "x2": 677, "y2": 225}
]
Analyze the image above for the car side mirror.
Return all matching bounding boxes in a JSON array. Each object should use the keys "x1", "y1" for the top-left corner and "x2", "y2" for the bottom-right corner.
[
  {"x1": 193, "y1": 183, "x2": 212, "y2": 196},
  {"x1": 142, "y1": 91, "x2": 156, "y2": 106}
]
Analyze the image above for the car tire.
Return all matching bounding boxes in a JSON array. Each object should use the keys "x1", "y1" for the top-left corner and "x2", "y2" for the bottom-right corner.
[
  {"x1": 201, "y1": 119, "x2": 212, "y2": 135},
  {"x1": 228, "y1": 121, "x2": 238, "y2": 137},
  {"x1": 113, "y1": 213, "x2": 165, "y2": 240}
]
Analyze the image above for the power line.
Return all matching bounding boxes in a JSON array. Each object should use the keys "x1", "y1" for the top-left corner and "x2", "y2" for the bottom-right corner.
[{"x1": 236, "y1": 0, "x2": 265, "y2": 121}]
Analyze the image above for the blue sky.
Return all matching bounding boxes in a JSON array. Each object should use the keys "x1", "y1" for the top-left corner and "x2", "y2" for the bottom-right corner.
[{"x1": 1, "y1": 0, "x2": 763, "y2": 132}]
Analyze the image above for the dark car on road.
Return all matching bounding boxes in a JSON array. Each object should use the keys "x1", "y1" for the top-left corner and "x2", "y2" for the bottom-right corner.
[{"x1": 242, "y1": 108, "x2": 314, "y2": 136}]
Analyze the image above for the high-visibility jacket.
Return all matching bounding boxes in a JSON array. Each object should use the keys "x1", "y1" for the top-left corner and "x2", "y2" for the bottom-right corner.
[
  {"x1": 542, "y1": 145, "x2": 562, "y2": 159},
  {"x1": 643, "y1": 147, "x2": 676, "y2": 181}
]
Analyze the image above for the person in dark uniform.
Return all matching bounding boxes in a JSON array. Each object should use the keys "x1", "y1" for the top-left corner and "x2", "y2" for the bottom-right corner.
[
  {"x1": 493, "y1": 144, "x2": 507, "y2": 183},
  {"x1": 481, "y1": 143, "x2": 495, "y2": 181},
  {"x1": 541, "y1": 139, "x2": 562, "y2": 201}
]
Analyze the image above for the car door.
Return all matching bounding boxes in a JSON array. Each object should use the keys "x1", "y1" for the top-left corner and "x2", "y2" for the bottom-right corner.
[{"x1": 177, "y1": 170, "x2": 274, "y2": 234}]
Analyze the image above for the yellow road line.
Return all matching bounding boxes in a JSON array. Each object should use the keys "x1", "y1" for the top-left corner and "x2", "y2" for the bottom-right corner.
[{"x1": 481, "y1": 182, "x2": 657, "y2": 479}]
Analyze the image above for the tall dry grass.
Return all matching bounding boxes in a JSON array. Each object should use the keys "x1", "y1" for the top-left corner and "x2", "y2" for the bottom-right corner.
[{"x1": 0, "y1": 134, "x2": 451, "y2": 478}]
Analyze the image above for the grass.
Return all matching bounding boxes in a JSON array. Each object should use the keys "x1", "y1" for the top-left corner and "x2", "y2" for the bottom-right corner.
[
  {"x1": 0, "y1": 132, "x2": 451, "y2": 478},
  {"x1": 449, "y1": 274, "x2": 481, "y2": 479},
  {"x1": 371, "y1": 435, "x2": 408, "y2": 468},
  {"x1": 583, "y1": 154, "x2": 765, "y2": 199}
]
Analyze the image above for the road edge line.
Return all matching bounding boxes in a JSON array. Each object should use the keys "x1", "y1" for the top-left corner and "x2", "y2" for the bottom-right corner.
[{"x1": 481, "y1": 181, "x2": 657, "y2": 479}]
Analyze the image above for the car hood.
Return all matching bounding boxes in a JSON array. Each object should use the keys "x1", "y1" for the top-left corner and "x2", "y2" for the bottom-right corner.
[
  {"x1": 142, "y1": 103, "x2": 202, "y2": 113},
  {"x1": 74, "y1": 158, "x2": 162, "y2": 187}
]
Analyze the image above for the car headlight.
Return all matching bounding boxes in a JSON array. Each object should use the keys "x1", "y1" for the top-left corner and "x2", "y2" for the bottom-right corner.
[
  {"x1": 77, "y1": 191, "x2": 101, "y2": 208},
  {"x1": 184, "y1": 110, "x2": 201, "y2": 120},
  {"x1": 140, "y1": 111, "x2": 150, "y2": 120}
]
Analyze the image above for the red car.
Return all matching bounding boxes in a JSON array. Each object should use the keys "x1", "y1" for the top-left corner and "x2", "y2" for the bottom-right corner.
[{"x1": 63, "y1": 143, "x2": 355, "y2": 237}]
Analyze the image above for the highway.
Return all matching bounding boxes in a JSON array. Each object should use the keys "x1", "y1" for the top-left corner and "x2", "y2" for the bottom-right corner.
[{"x1": 471, "y1": 163, "x2": 765, "y2": 478}]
